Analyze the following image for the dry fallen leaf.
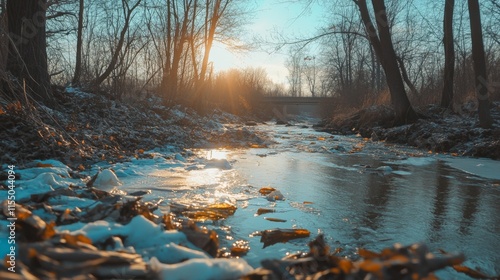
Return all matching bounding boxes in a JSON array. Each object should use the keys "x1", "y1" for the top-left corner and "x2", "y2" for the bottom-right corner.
[
  {"x1": 259, "y1": 187, "x2": 276, "y2": 195},
  {"x1": 260, "y1": 228, "x2": 311, "y2": 248}
]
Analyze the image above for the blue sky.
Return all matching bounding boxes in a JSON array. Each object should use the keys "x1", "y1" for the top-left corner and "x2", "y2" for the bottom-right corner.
[{"x1": 210, "y1": 0, "x2": 326, "y2": 85}]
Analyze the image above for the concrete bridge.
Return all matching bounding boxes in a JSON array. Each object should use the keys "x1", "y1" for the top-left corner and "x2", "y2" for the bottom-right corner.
[{"x1": 261, "y1": 96, "x2": 333, "y2": 118}]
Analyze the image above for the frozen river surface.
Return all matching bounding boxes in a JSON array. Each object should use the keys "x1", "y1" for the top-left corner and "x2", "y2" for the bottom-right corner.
[{"x1": 119, "y1": 121, "x2": 500, "y2": 279}]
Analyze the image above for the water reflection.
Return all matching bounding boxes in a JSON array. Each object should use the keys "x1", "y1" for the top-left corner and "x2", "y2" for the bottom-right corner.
[
  {"x1": 458, "y1": 182, "x2": 481, "y2": 236},
  {"x1": 362, "y1": 174, "x2": 393, "y2": 233},
  {"x1": 430, "y1": 160, "x2": 450, "y2": 242},
  {"x1": 232, "y1": 130, "x2": 500, "y2": 276}
]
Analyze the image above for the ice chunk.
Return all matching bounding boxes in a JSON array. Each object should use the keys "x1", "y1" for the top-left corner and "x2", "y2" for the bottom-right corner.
[
  {"x1": 93, "y1": 169, "x2": 122, "y2": 192},
  {"x1": 205, "y1": 159, "x2": 232, "y2": 170}
]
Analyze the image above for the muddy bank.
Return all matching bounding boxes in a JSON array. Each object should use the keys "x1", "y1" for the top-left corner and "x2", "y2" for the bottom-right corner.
[
  {"x1": 0, "y1": 87, "x2": 270, "y2": 168},
  {"x1": 315, "y1": 102, "x2": 500, "y2": 160}
]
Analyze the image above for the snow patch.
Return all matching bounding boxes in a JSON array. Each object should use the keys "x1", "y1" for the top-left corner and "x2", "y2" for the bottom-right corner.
[{"x1": 150, "y1": 257, "x2": 253, "y2": 280}]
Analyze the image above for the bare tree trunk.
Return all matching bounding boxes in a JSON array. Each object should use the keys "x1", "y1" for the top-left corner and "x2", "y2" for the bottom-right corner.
[
  {"x1": 467, "y1": 0, "x2": 493, "y2": 128},
  {"x1": 6, "y1": 0, "x2": 54, "y2": 105},
  {"x1": 161, "y1": 0, "x2": 191, "y2": 102},
  {"x1": 441, "y1": 0, "x2": 455, "y2": 108},
  {"x1": 356, "y1": 0, "x2": 418, "y2": 124},
  {"x1": 92, "y1": 0, "x2": 141, "y2": 88},
  {"x1": 199, "y1": 0, "x2": 229, "y2": 84},
  {"x1": 397, "y1": 56, "x2": 418, "y2": 96},
  {"x1": 72, "y1": 0, "x2": 84, "y2": 86}
]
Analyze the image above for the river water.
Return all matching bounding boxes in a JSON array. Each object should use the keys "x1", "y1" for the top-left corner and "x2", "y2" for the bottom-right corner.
[{"x1": 121, "y1": 121, "x2": 500, "y2": 279}]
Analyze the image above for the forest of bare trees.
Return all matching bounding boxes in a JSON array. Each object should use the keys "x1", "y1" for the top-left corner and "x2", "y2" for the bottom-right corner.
[
  {"x1": 283, "y1": 0, "x2": 499, "y2": 126},
  {"x1": 0, "y1": 0, "x2": 499, "y2": 124},
  {"x1": 0, "y1": 0, "x2": 261, "y2": 111}
]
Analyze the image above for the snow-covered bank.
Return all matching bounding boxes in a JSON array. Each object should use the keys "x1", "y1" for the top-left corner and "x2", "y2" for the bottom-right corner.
[
  {"x1": 0, "y1": 155, "x2": 254, "y2": 279},
  {"x1": 317, "y1": 103, "x2": 500, "y2": 159},
  {"x1": 0, "y1": 87, "x2": 270, "y2": 167}
]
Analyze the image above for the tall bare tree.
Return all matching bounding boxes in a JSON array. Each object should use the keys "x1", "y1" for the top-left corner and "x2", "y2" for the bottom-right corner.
[
  {"x1": 355, "y1": 0, "x2": 418, "y2": 124},
  {"x1": 6, "y1": 0, "x2": 54, "y2": 105},
  {"x1": 441, "y1": 0, "x2": 455, "y2": 108},
  {"x1": 92, "y1": 0, "x2": 142, "y2": 87},
  {"x1": 286, "y1": 47, "x2": 304, "y2": 97},
  {"x1": 160, "y1": 0, "x2": 193, "y2": 101},
  {"x1": 72, "y1": 0, "x2": 84, "y2": 86},
  {"x1": 467, "y1": 0, "x2": 493, "y2": 128}
]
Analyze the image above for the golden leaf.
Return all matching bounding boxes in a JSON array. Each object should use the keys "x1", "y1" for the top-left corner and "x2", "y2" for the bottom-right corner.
[
  {"x1": 339, "y1": 259, "x2": 353, "y2": 274},
  {"x1": 359, "y1": 260, "x2": 383, "y2": 273},
  {"x1": 41, "y1": 221, "x2": 56, "y2": 240}
]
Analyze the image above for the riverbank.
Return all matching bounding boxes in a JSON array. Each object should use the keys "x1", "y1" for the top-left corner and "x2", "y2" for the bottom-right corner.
[
  {"x1": 0, "y1": 87, "x2": 270, "y2": 169},
  {"x1": 315, "y1": 102, "x2": 500, "y2": 160}
]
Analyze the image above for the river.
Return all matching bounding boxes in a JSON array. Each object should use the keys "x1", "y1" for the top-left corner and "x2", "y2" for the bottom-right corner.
[{"x1": 120, "y1": 120, "x2": 500, "y2": 279}]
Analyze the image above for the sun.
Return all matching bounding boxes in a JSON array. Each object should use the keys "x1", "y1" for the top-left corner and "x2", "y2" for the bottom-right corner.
[{"x1": 209, "y1": 41, "x2": 241, "y2": 73}]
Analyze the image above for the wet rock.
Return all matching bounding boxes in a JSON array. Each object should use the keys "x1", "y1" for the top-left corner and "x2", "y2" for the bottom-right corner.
[{"x1": 266, "y1": 190, "x2": 284, "y2": 201}]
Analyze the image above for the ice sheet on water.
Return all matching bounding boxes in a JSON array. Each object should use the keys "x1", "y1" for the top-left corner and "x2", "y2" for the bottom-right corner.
[{"x1": 441, "y1": 156, "x2": 500, "y2": 180}]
